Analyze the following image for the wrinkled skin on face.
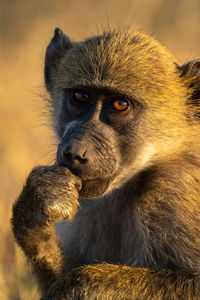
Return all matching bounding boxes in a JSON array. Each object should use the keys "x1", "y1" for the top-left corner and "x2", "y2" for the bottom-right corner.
[{"x1": 55, "y1": 86, "x2": 144, "y2": 198}]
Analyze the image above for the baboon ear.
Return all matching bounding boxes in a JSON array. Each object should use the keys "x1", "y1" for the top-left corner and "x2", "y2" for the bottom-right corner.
[
  {"x1": 45, "y1": 27, "x2": 72, "y2": 92},
  {"x1": 178, "y1": 59, "x2": 200, "y2": 106},
  {"x1": 179, "y1": 59, "x2": 200, "y2": 79}
]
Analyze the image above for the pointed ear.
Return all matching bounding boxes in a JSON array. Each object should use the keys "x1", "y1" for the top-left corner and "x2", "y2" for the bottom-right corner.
[
  {"x1": 179, "y1": 59, "x2": 200, "y2": 78},
  {"x1": 44, "y1": 28, "x2": 72, "y2": 92},
  {"x1": 178, "y1": 59, "x2": 200, "y2": 99},
  {"x1": 178, "y1": 59, "x2": 200, "y2": 118}
]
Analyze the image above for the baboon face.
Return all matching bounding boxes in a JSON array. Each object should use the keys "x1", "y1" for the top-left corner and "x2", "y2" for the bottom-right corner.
[
  {"x1": 56, "y1": 86, "x2": 142, "y2": 198},
  {"x1": 45, "y1": 28, "x2": 190, "y2": 198}
]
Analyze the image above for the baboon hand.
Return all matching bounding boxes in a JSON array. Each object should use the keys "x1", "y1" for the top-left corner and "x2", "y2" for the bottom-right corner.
[{"x1": 17, "y1": 165, "x2": 82, "y2": 223}]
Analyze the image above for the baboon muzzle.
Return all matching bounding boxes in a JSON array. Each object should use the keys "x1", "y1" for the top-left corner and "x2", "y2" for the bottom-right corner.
[{"x1": 57, "y1": 139, "x2": 91, "y2": 175}]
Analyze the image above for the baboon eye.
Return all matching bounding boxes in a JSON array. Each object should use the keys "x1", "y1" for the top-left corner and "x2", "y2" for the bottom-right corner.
[
  {"x1": 72, "y1": 90, "x2": 89, "y2": 103},
  {"x1": 112, "y1": 100, "x2": 130, "y2": 112}
]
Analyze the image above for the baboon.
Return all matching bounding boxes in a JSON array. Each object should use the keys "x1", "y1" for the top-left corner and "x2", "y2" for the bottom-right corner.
[{"x1": 12, "y1": 27, "x2": 200, "y2": 299}]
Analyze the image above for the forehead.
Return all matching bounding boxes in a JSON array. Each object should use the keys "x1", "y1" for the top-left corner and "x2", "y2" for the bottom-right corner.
[{"x1": 57, "y1": 30, "x2": 179, "y2": 101}]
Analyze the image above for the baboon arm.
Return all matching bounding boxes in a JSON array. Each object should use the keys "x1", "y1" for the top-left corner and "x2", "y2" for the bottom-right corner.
[
  {"x1": 11, "y1": 165, "x2": 80, "y2": 294},
  {"x1": 12, "y1": 206, "x2": 78, "y2": 294},
  {"x1": 42, "y1": 264, "x2": 200, "y2": 300},
  {"x1": 12, "y1": 196, "x2": 66, "y2": 293}
]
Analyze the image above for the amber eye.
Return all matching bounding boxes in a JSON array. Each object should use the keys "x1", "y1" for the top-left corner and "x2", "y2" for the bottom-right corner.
[
  {"x1": 112, "y1": 100, "x2": 129, "y2": 112},
  {"x1": 72, "y1": 90, "x2": 89, "y2": 103}
]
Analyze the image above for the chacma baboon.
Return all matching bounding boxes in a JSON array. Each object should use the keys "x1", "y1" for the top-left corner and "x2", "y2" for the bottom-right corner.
[{"x1": 12, "y1": 27, "x2": 200, "y2": 299}]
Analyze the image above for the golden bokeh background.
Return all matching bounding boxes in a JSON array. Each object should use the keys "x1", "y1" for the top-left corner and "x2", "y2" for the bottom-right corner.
[{"x1": 1, "y1": 0, "x2": 200, "y2": 299}]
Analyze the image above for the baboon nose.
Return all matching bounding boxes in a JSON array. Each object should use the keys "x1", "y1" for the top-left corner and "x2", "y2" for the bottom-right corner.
[{"x1": 62, "y1": 143, "x2": 88, "y2": 166}]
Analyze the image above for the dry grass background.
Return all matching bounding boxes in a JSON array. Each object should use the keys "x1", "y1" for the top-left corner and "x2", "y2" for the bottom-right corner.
[{"x1": 1, "y1": 0, "x2": 200, "y2": 299}]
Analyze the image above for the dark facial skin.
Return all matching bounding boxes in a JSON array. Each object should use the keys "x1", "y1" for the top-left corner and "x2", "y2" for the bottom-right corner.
[{"x1": 56, "y1": 87, "x2": 142, "y2": 198}]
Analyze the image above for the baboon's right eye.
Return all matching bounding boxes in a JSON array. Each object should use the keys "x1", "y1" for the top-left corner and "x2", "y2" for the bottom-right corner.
[{"x1": 72, "y1": 90, "x2": 89, "y2": 104}]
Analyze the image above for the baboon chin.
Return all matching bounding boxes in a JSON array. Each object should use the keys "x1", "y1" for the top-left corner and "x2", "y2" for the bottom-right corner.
[
  {"x1": 12, "y1": 26, "x2": 200, "y2": 299},
  {"x1": 79, "y1": 178, "x2": 111, "y2": 198}
]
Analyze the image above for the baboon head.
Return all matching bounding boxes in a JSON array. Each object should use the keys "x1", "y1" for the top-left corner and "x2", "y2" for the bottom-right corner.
[{"x1": 45, "y1": 27, "x2": 200, "y2": 198}]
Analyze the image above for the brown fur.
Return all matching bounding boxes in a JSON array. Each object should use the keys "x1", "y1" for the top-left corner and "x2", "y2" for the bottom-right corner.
[{"x1": 12, "y1": 27, "x2": 200, "y2": 299}]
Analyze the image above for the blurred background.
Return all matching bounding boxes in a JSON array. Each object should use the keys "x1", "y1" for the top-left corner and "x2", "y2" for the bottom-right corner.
[{"x1": 1, "y1": 0, "x2": 200, "y2": 299}]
